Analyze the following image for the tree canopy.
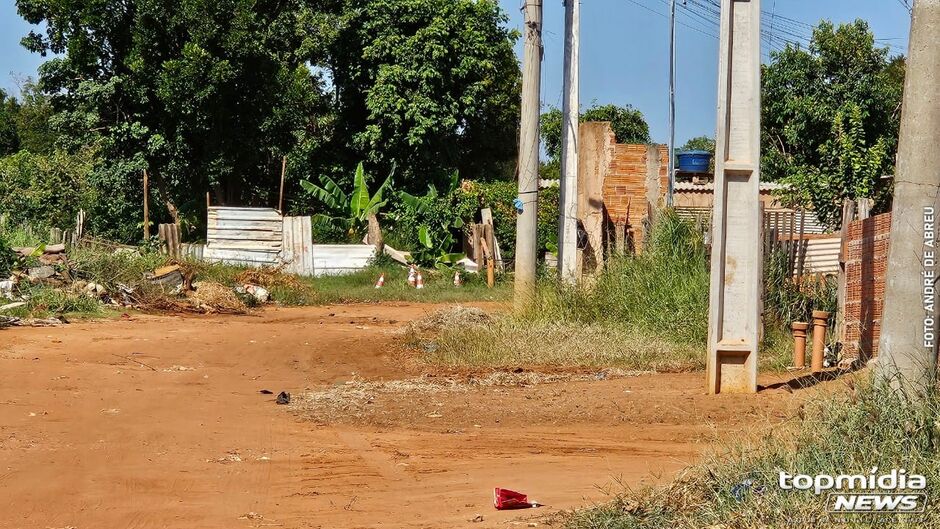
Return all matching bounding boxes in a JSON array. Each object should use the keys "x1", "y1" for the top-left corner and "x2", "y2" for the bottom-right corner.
[
  {"x1": 541, "y1": 103, "x2": 651, "y2": 163},
  {"x1": 761, "y1": 19, "x2": 903, "y2": 227},
  {"x1": 540, "y1": 102, "x2": 651, "y2": 180},
  {"x1": 12, "y1": 0, "x2": 521, "y2": 241},
  {"x1": 326, "y1": 0, "x2": 520, "y2": 190}
]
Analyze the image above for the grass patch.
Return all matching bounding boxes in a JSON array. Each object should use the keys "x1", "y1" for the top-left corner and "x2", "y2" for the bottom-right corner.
[
  {"x1": 564, "y1": 374, "x2": 940, "y2": 528},
  {"x1": 409, "y1": 315, "x2": 702, "y2": 371},
  {"x1": 304, "y1": 264, "x2": 511, "y2": 305},
  {"x1": 2, "y1": 284, "x2": 108, "y2": 319},
  {"x1": 409, "y1": 211, "x2": 799, "y2": 373}
]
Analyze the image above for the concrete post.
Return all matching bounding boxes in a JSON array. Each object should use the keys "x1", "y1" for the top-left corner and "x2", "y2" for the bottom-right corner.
[
  {"x1": 706, "y1": 0, "x2": 763, "y2": 394},
  {"x1": 876, "y1": 0, "x2": 940, "y2": 394},
  {"x1": 558, "y1": 0, "x2": 580, "y2": 284},
  {"x1": 514, "y1": 0, "x2": 543, "y2": 309}
]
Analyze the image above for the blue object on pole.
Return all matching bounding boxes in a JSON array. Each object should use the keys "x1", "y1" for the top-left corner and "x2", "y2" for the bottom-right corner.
[
  {"x1": 677, "y1": 150, "x2": 712, "y2": 173},
  {"x1": 513, "y1": 198, "x2": 524, "y2": 214}
]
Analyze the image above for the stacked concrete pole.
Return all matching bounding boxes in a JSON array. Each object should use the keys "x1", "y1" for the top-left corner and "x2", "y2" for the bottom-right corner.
[
  {"x1": 876, "y1": 0, "x2": 940, "y2": 395},
  {"x1": 705, "y1": 0, "x2": 763, "y2": 394},
  {"x1": 514, "y1": 0, "x2": 543, "y2": 308},
  {"x1": 558, "y1": 0, "x2": 580, "y2": 284}
]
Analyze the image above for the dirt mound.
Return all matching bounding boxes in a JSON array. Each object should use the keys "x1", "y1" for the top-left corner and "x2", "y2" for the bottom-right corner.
[
  {"x1": 404, "y1": 305, "x2": 494, "y2": 333},
  {"x1": 234, "y1": 266, "x2": 304, "y2": 290},
  {"x1": 185, "y1": 281, "x2": 248, "y2": 314}
]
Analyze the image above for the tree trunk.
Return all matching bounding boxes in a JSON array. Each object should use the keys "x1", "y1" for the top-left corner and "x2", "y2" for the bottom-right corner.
[
  {"x1": 367, "y1": 214, "x2": 384, "y2": 256},
  {"x1": 150, "y1": 170, "x2": 180, "y2": 225}
]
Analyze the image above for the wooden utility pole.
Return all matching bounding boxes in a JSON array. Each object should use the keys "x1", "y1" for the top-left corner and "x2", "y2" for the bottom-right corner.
[
  {"x1": 514, "y1": 0, "x2": 543, "y2": 308},
  {"x1": 143, "y1": 169, "x2": 150, "y2": 240},
  {"x1": 877, "y1": 0, "x2": 940, "y2": 394},
  {"x1": 558, "y1": 0, "x2": 580, "y2": 285},
  {"x1": 706, "y1": 0, "x2": 762, "y2": 394}
]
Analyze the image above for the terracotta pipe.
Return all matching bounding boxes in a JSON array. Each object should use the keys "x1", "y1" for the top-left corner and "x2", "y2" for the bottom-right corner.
[
  {"x1": 791, "y1": 322, "x2": 809, "y2": 369},
  {"x1": 811, "y1": 310, "x2": 831, "y2": 374}
]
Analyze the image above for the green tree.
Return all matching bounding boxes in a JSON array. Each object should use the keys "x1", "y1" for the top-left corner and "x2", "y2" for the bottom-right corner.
[
  {"x1": 324, "y1": 0, "x2": 521, "y2": 191},
  {"x1": 0, "y1": 90, "x2": 19, "y2": 156},
  {"x1": 761, "y1": 19, "x2": 903, "y2": 224},
  {"x1": 17, "y1": 0, "x2": 330, "y2": 241},
  {"x1": 680, "y1": 135, "x2": 715, "y2": 155},
  {"x1": 0, "y1": 148, "x2": 95, "y2": 229},
  {"x1": 13, "y1": 79, "x2": 56, "y2": 154},
  {"x1": 540, "y1": 103, "x2": 651, "y2": 179},
  {"x1": 786, "y1": 103, "x2": 891, "y2": 227},
  {"x1": 680, "y1": 135, "x2": 716, "y2": 172}
]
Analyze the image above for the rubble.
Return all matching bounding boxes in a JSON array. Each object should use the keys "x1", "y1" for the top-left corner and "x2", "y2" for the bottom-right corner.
[
  {"x1": 146, "y1": 265, "x2": 184, "y2": 289},
  {"x1": 27, "y1": 266, "x2": 57, "y2": 281},
  {"x1": 236, "y1": 284, "x2": 270, "y2": 304},
  {"x1": 0, "y1": 280, "x2": 14, "y2": 299}
]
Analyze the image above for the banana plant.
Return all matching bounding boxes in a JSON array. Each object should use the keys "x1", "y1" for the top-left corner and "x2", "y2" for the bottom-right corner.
[
  {"x1": 300, "y1": 162, "x2": 395, "y2": 240},
  {"x1": 412, "y1": 224, "x2": 465, "y2": 271},
  {"x1": 397, "y1": 169, "x2": 460, "y2": 214}
]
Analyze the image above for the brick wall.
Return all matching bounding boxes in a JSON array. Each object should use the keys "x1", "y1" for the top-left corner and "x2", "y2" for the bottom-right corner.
[
  {"x1": 600, "y1": 133, "x2": 668, "y2": 250},
  {"x1": 843, "y1": 212, "x2": 892, "y2": 360}
]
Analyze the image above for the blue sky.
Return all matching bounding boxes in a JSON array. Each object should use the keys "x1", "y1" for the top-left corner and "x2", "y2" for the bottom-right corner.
[{"x1": 0, "y1": 1, "x2": 913, "y2": 147}]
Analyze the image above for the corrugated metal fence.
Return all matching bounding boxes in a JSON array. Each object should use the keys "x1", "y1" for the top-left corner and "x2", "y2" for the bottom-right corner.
[
  {"x1": 204, "y1": 208, "x2": 373, "y2": 277},
  {"x1": 205, "y1": 207, "x2": 284, "y2": 267},
  {"x1": 282, "y1": 216, "x2": 314, "y2": 276}
]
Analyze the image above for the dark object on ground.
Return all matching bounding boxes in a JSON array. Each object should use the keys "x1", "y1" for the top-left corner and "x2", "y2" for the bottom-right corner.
[
  {"x1": 276, "y1": 391, "x2": 290, "y2": 405},
  {"x1": 147, "y1": 265, "x2": 184, "y2": 289},
  {"x1": 259, "y1": 389, "x2": 274, "y2": 395}
]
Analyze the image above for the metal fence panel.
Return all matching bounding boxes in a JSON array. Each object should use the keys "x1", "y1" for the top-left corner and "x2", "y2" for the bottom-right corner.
[
  {"x1": 204, "y1": 207, "x2": 283, "y2": 267},
  {"x1": 282, "y1": 216, "x2": 314, "y2": 276}
]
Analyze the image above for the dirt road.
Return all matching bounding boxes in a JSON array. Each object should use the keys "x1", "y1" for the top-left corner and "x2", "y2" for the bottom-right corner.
[{"x1": 0, "y1": 304, "x2": 800, "y2": 528}]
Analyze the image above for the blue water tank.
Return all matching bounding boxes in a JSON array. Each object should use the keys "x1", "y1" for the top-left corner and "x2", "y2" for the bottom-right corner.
[{"x1": 677, "y1": 150, "x2": 712, "y2": 173}]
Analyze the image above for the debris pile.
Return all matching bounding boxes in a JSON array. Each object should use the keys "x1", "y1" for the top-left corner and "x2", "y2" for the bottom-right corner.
[{"x1": 0, "y1": 243, "x2": 280, "y2": 318}]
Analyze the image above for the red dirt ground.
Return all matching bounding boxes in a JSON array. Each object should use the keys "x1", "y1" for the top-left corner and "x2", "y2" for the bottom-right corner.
[{"x1": 0, "y1": 304, "x2": 806, "y2": 529}]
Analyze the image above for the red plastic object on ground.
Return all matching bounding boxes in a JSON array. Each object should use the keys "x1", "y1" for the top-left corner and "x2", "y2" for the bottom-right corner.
[{"x1": 494, "y1": 488, "x2": 534, "y2": 510}]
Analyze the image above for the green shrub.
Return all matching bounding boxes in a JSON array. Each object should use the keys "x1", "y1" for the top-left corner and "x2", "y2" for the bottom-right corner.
[
  {"x1": 764, "y1": 247, "x2": 838, "y2": 328},
  {"x1": 0, "y1": 149, "x2": 94, "y2": 229},
  {"x1": 452, "y1": 180, "x2": 559, "y2": 261},
  {"x1": 0, "y1": 236, "x2": 15, "y2": 278}
]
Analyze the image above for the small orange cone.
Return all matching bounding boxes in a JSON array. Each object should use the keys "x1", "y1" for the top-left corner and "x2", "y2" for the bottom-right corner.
[
  {"x1": 453, "y1": 271, "x2": 462, "y2": 287},
  {"x1": 374, "y1": 273, "x2": 385, "y2": 289},
  {"x1": 415, "y1": 271, "x2": 425, "y2": 289},
  {"x1": 407, "y1": 265, "x2": 417, "y2": 287}
]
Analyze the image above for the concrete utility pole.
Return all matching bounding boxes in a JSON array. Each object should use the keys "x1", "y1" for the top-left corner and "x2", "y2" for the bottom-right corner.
[
  {"x1": 667, "y1": 0, "x2": 677, "y2": 207},
  {"x1": 876, "y1": 0, "x2": 940, "y2": 395},
  {"x1": 558, "y1": 0, "x2": 580, "y2": 284},
  {"x1": 706, "y1": 0, "x2": 763, "y2": 394},
  {"x1": 515, "y1": 0, "x2": 543, "y2": 308}
]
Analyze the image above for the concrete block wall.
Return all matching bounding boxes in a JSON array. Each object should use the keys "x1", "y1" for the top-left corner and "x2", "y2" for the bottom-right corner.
[{"x1": 843, "y1": 212, "x2": 892, "y2": 360}]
